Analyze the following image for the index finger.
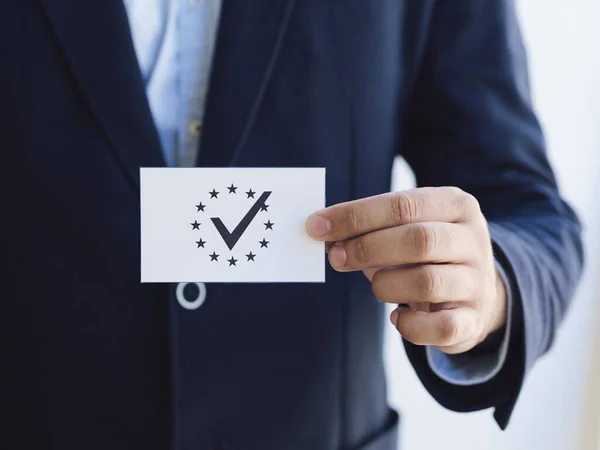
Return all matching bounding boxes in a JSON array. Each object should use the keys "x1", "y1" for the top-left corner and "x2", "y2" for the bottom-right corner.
[{"x1": 306, "y1": 187, "x2": 479, "y2": 242}]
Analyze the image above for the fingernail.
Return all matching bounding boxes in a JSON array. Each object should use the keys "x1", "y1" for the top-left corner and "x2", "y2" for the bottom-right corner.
[
  {"x1": 306, "y1": 215, "x2": 332, "y2": 238},
  {"x1": 328, "y1": 243, "x2": 347, "y2": 269}
]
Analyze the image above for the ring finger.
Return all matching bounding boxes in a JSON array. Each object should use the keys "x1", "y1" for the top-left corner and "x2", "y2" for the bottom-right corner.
[{"x1": 371, "y1": 264, "x2": 478, "y2": 304}]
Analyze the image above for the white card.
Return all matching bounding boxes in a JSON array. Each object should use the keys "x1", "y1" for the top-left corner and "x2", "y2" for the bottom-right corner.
[{"x1": 140, "y1": 167, "x2": 326, "y2": 283}]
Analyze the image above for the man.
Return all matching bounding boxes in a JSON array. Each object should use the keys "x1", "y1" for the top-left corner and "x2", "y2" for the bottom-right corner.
[{"x1": 1, "y1": 1, "x2": 583, "y2": 449}]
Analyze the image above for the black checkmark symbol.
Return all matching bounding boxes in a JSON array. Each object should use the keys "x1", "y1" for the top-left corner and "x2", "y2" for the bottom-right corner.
[{"x1": 211, "y1": 191, "x2": 272, "y2": 250}]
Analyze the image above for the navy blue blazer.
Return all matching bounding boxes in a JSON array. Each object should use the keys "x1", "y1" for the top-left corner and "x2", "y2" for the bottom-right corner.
[{"x1": 1, "y1": 1, "x2": 583, "y2": 449}]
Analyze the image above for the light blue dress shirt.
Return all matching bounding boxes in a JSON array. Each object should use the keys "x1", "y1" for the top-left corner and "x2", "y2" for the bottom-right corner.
[
  {"x1": 124, "y1": 0, "x2": 221, "y2": 167},
  {"x1": 123, "y1": 0, "x2": 511, "y2": 386}
]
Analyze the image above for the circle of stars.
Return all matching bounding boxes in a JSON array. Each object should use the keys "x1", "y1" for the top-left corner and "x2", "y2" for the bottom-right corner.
[{"x1": 191, "y1": 184, "x2": 273, "y2": 267}]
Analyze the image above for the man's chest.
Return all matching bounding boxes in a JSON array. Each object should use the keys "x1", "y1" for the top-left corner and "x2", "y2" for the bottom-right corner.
[{"x1": 1, "y1": 0, "x2": 434, "y2": 192}]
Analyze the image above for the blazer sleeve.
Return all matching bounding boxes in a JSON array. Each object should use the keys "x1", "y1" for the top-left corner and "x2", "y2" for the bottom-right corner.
[{"x1": 400, "y1": 0, "x2": 584, "y2": 429}]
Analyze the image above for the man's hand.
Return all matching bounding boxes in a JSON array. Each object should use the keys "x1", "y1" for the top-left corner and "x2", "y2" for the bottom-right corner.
[{"x1": 306, "y1": 187, "x2": 507, "y2": 355}]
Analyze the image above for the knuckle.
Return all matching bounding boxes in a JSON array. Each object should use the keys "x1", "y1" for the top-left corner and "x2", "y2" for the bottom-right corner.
[
  {"x1": 464, "y1": 193, "x2": 481, "y2": 214},
  {"x1": 437, "y1": 313, "x2": 460, "y2": 345},
  {"x1": 394, "y1": 192, "x2": 420, "y2": 223},
  {"x1": 342, "y1": 207, "x2": 362, "y2": 234},
  {"x1": 455, "y1": 189, "x2": 481, "y2": 218},
  {"x1": 411, "y1": 224, "x2": 437, "y2": 259},
  {"x1": 417, "y1": 266, "x2": 443, "y2": 299},
  {"x1": 443, "y1": 186, "x2": 465, "y2": 197},
  {"x1": 353, "y1": 235, "x2": 370, "y2": 264}
]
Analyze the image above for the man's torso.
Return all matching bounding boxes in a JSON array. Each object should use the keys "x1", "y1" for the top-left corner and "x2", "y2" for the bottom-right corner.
[{"x1": 0, "y1": 1, "x2": 435, "y2": 448}]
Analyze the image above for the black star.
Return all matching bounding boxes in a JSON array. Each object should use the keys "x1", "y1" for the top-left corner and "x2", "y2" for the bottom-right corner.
[
  {"x1": 196, "y1": 239, "x2": 206, "y2": 248},
  {"x1": 264, "y1": 220, "x2": 274, "y2": 230},
  {"x1": 227, "y1": 184, "x2": 238, "y2": 194},
  {"x1": 260, "y1": 203, "x2": 269, "y2": 212},
  {"x1": 228, "y1": 257, "x2": 238, "y2": 266},
  {"x1": 209, "y1": 252, "x2": 219, "y2": 262},
  {"x1": 246, "y1": 252, "x2": 256, "y2": 261},
  {"x1": 246, "y1": 189, "x2": 256, "y2": 199},
  {"x1": 195, "y1": 202, "x2": 206, "y2": 212},
  {"x1": 259, "y1": 238, "x2": 269, "y2": 248},
  {"x1": 191, "y1": 220, "x2": 201, "y2": 230},
  {"x1": 209, "y1": 189, "x2": 219, "y2": 199}
]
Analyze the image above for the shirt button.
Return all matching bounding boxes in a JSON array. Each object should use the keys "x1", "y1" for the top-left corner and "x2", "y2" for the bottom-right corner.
[
  {"x1": 188, "y1": 120, "x2": 203, "y2": 136},
  {"x1": 176, "y1": 282, "x2": 207, "y2": 310}
]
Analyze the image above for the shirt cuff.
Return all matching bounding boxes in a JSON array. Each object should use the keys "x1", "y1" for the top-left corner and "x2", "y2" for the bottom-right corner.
[{"x1": 425, "y1": 260, "x2": 513, "y2": 386}]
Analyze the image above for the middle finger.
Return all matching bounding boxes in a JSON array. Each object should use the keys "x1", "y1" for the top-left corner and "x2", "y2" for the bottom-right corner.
[{"x1": 328, "y1": 222, "x2": 475, "y2": 271}]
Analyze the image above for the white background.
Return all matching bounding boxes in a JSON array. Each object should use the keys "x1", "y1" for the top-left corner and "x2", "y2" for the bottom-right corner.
[{"x1": 385, "y1": 1, "x2": 600, "y2": 449}]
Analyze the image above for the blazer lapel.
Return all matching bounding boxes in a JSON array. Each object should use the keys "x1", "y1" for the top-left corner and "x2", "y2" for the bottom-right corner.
[
  {"x1": 41, "y1": 0, "x2": 165, "y2": 191},
  {"x1": 197, "y1": 0, "x2": 297, "y2": 167}
]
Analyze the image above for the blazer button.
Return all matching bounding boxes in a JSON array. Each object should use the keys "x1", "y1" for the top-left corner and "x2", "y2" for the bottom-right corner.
[
  {"x1": 188, "y1": 120, "x2": 203, "y2": 137},
  {"x1": 176, "y1": 282, "x2": 207, "y2": 310}
]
